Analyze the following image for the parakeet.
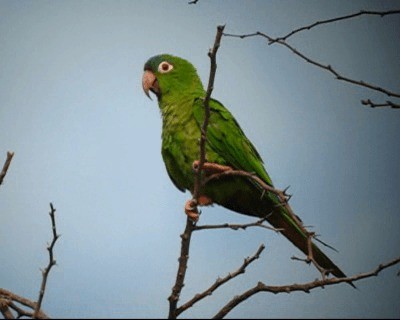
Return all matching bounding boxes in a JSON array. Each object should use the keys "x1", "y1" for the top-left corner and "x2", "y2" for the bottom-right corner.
[{"x1": 142, "y1": 53, "x2": 348, "y2": 279}]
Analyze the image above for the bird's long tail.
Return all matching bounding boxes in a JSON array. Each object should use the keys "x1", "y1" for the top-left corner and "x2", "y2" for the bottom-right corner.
[
  {"x1": 265, "y1": 202, "x2": 348, "y2": 279},
  {"x1": 206, "y1": 174, "x2": 352, "y2": 284}
]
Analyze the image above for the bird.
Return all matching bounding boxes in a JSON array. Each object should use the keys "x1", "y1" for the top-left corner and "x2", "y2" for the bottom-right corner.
[{"x1": 142, "y1": 53, "x2": 349, "y2": 279}]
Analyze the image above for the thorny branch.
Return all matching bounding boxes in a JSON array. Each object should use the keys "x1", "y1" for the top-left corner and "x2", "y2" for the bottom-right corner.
[
  {"x1": 170, "y1": 11, "x2": 400, "y2": 318},
  {"x1": 0, "y1": 151, "x2": 14, "y2": 186},
  {"x1": 213, "y1": 256, "x2": 400, "y2": 319},
  {"x1": 175, "y1": 244, "x2": 265, "y2": 317},
  {"x1": 192, "y1": 24, "x2": 225, "y2": 205},
  {"x1": 223, "y1": 9, "x2": 400, "y2": 109},
  {"x1": 361, "y1": 99, "x2": 400, "y2": 109},
  {"x1": 203, "y1": 168, "x2": 330, "y2": 278},
  {"x1": 194, "y1": 216, "x2": 283, "y2": 233},
  {"x1": 168, "y1": 218, "x2": 195, "y2": 319},
  {"x1": 0, "y1": 288, "x2": 48, "y2": 319},
  {"x1": 33, "y1": 203, "x2": 60, "y2": 318},
  {"x1": 168, "y1": 25, "x2": 225, "y2": 320},
  {"x1": 272, "y1": 9, "x2": 400, "y2": 43},
  {"x1": 0, "y1": 203, "x2": 58, "y2": 319}
]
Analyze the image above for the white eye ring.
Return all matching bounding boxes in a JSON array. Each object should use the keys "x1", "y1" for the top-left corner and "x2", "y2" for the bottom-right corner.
[{"x1": 158, "y1": 61, "x2": 174, "y2": 73}]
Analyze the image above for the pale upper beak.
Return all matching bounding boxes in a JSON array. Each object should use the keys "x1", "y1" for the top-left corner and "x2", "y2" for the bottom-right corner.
[{"x1": 142, "y1": 70, "x2": 160, "y2": 100}]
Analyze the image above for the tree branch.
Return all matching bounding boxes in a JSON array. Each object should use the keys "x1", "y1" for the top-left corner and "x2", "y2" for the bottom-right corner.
[
  {"x1": 223, "y1": 9, "x2": 400, "y2": 108},
  {"x1": 192, "y1": 24, "x2": 225, "y2": 206},
  {"x1": 193, "y1": 217, "x2": 283, "y2": 233},
  {"x1": 0, "y1": 151, "x2": 14, "y2": 186},
  {"x1": 273, "y1": 9, "x2": 400, "y2": 42},
  {"x1": 0, "y1": 203, "x2": 58, "y2": 319},
  {"x1": 168, "y1": 25, "x2": 226, "y2": 319},
  {"x1": 33, "y1": 202, "x2": 60, "y2": 318},
  {"x1": 175, "y1": 244, "x2": 265, "y2": 317},
  {"x1": 0, "y1": 289, "x2": 48, "y2": 319},
  {"x1": 168, "y1": 218, "x2": 195, "y2": 319},
  {"x1": 203, "y1": 168, "x2": 333, "y2": 277},
  {"x1": 0, "y1": 298, "x2": 14, "y2": 320},
  {"x1": 361, "y1": 98, "x2": 400, "y2": 109},
  {"x1": 213, "y1": 256, "x2": 400, "y2": 319}
]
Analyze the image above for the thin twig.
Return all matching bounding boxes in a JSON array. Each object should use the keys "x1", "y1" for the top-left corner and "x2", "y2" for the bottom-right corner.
[
  {"x1": 0, "y1": 151, "x2": 14, "y2": 185},
  {"x1": 361, "y1": 99, "x2": 400, "y2": 109},
  {"x1": 33, "y1": 203, "x2": 60, "y2": 318},
  {"x1": 273, "y1": 9, "x2": 400, "y2": 42},
  {"x1": 224, "y1": 31, "x2": 400, "y2": 99},
  {"x1": 175, "y1": 244, "x2": 265, "y2": 316},
  {"x1": 213, "y1": 256, "x2": 400, "y2": 319},
  {"x1": 203, "y1": 168, "x2": 328, "y2": 275},
  {"x1": 168, "y1": 218, "x2": 195, "y2": 319},
  {"x1": 223, "y1": 24, "x2": 400, "y2": 108},
  {"x1": 203, "y1": 169, "x2": 303, "y2": 227},
  {"x1": 192, "y1": 24, "x2": 225, "y2": 204},
  {"x1": 194, "y1": 217, "x2": 282, "y2": 233}
]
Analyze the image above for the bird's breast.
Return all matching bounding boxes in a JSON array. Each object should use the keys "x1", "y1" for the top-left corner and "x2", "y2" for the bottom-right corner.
[{"x1": 160, "y1": 104, "x2": 201, "y2": 192}]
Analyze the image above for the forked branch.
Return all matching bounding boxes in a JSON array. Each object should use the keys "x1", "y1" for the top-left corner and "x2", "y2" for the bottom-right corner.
[
  {"x1": 175, "y1": 244, "x2": 265, "y2": 317},
  {"x1": 0, "y1": 203, "x2": 58, "y2": 319},
  {"x1": 33, "y1": 203, "x2": 60, "y2": 318},
  {"x1": 223, "y1": 9, "x2": 400, "y2": 108},
  {"x1": 213, "y1": 256, "x2": 400, "y2": 319}
]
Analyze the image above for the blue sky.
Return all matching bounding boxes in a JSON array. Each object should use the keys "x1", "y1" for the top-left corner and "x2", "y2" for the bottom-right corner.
[{"x1": 1, "y1": 0, "x2": 399, "y2": 318}]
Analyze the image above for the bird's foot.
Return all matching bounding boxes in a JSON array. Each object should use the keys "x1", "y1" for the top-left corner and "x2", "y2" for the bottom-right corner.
[
  {"x1": 184, "y1": 195, "x2": 213, "y2": 222},
  {"x1": 185, "y1": 199, "x2": 199, "y2": 222},
  {"x1": 192, "y1": 160, "x2": 232, "y2": 175}
]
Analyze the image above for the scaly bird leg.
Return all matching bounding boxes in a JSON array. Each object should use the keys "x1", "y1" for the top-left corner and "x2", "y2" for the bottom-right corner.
[
  {"x1": 192, "y1": 160, "x2": 233, "y2": 175},
  {"x1": 185, "y1": 199, "x2": 199, "y2": 222},
  {"x1": 185, "y1": 160, "x2": 231, "y2": 221},
  {"x1": 185, "y1": 195, "x2": 213, "y2": 222}
]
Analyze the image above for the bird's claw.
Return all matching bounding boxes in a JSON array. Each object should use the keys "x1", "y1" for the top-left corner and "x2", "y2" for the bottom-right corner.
[
  {"x1": 192, "y1": 160, "x2": 232, "y2": 175},
  {"x1": 185, "y1": 199, "x2": 199, "y2": 222}
]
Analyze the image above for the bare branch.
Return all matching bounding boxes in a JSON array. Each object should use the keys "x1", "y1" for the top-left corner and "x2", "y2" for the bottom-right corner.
[
  {"x1": 0, "y1": 151, "x2": 14, "y2": 186},
  {"x1": 169, "y1": 25, "x2": 225, "y2": 319},
  {"x1": 0, "y1": 298, "x2": 14, "y2": 319},
  {"x1": 0, "y1": 289, "x2": 48, "y2": 319},
  {"x1": 223, "y1": 11, "x2": 400, "y2": 108},
  {"x1": 192, "y1": 24, "x2": 226, "y2": 206},
  {"x1": 273, "y1": 9, "x2": 400, "y2": 42},
  {"x1": 361, "y1": 98, "x2": 400, "y2": 109},
  {"x1": 8, "y1": 300, "x2": 36, "y2": 318},
  {"x1": 224, "y1": 31, "x2": 400, "y2": 100},
  {"x1": 33, "y1": 203, "x2": 60, "y2": 318},
  {"x1": 168, "y1": 218, "x2": 195, "y2": 319},
  {"x1": 175, "y1": 244, "x2": 265, "y2": 316},
  {"x1": 203, "y1": 169, "x2": 302, "y2": 227},
  {"x1": 203, "y1": 168, "x2": 333, "y2": 276},
  {"x1": 194, "y1": 216, "x2": 283, "y2": 233},
  {"x1": 213, "y1": 256, "x2": 400, "y2": 319}
]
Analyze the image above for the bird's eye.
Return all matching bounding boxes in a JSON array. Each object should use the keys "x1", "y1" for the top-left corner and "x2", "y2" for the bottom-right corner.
[{"x1": 158, "y1": 61, "x2": 173, "y2": 73}]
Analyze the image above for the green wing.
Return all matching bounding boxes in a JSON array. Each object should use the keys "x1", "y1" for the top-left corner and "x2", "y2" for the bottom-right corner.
[
  {"x1": 192, "y1": 97, "x2": 350, "y2": 280},
  {"x1": 193, "y1": 97, "x2": 273, "y2": 187}
]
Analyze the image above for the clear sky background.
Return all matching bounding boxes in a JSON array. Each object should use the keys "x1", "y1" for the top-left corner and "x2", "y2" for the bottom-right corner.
[{"x1": 1, "y1": 0, "x2": 399, "y2": 318}]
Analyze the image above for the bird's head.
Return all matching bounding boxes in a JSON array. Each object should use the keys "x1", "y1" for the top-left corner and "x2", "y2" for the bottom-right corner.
[{"x1": 142, "y1": 54, "x2": 204, "y2": 101}]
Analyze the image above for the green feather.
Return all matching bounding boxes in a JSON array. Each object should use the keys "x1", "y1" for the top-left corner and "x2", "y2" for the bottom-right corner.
[{"x1": 143, "y1": 54, "x2": 350, "y2": 280}]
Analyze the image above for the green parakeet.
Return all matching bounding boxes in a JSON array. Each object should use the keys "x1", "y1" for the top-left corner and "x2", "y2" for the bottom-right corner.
[{"x1": 142, "y1": 53, "x2": 348, "y2": 279}]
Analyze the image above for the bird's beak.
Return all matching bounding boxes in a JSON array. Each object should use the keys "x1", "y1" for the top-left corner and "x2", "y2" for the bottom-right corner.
[{"x1": 142, "y1": 70, "x2": 160, "y2": 100}]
